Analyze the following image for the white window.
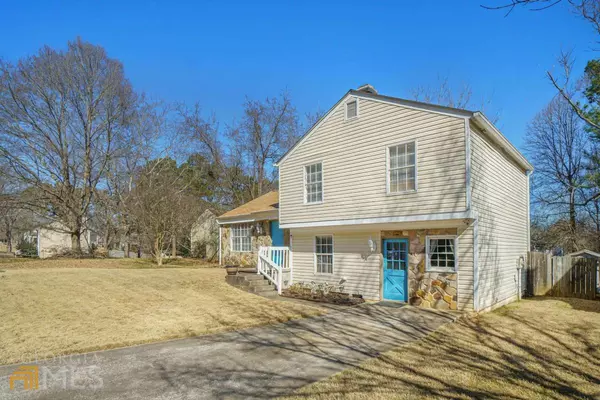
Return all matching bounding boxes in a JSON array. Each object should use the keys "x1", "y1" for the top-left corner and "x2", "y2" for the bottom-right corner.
[
  {"x1": 426, "y1": 236, "x2": 457, "y2": 272},
  {"x1": 315, "y1": 235, "x2": 333, "y2": 274},
  {"x1": 346, "y1": 99, "x2": 358, "y2": 119},
  {"x1": 231, "y1": 224, "x2": 252, "y2": 252},
  {"x1": 387, "y1": 141, "x2": 417, "y2": 193},
  {"x1": 304, "y1": 162, "x2": 323, "y2": 204}
]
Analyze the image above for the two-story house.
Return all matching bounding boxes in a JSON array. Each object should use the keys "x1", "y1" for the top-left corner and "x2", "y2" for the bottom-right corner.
[{"x1": 217, "y1": 84, "x2": 532, "y2": 312}]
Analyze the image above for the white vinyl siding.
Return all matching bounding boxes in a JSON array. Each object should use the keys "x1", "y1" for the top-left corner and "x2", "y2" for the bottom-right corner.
[
  {"x1": 279, "y1": 98, "x2": 467, "y2": 225},
  {"x1": 292, "y1": 229, "x2": 382, "y2": 300},
  {"x1": 388, "y1": 141, "x2": 416, "y2": 193},
  {"x1": 304, "y1": 162, "x2": 323, "y2": 204},
  {"x1": 470, "y1": 122, "x2": 529, "y2": 310},
  {"x1": 314, "y1": 235, "x2": 333, "y2": 274},
  {"x1": 231, "y1": 224, "x2": 252, "y2": 252}
]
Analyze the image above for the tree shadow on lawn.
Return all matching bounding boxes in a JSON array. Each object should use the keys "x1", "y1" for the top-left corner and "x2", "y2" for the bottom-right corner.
[{"x1": 152, "y1": 298, "x2": 599, "y2": 399}]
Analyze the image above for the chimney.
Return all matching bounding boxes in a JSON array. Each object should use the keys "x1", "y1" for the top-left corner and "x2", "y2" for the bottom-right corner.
[{"x1": 357, "y1": 84, "x2": 378, "y2": 95}]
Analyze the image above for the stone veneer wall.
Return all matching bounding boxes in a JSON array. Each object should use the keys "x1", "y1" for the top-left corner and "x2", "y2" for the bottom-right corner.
[
  {"x1": 222, "y1": 221, "x2": 272, "y2": 267},
  {"x1": 382, "y1": 228, "x2": 458, "y2": 311}
]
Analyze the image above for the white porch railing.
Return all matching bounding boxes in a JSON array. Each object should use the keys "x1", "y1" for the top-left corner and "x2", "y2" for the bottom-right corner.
[{"x1": 257, "y1": 246, "x2": 292, "y2": 294}]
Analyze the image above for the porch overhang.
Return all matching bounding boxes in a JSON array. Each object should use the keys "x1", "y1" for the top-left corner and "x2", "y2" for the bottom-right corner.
[
  {"x1": 217, "y1": 210, "x2": 278, "y2": 226},
  {"x1": 279, "y1": 210, "x2": 475, "y2": 231}
]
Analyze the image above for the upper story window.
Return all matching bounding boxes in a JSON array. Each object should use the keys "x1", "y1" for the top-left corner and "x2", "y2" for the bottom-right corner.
[
  {"x1": 305, "y1": 162, "x2": 323, "y2": 204},
  {"x1": 426, "y1": 236, "x2": 457, "y2": 272},
  {"x1": 231, "y1": 224, "x2": 252, "y2": 252},
  {"x1": 346, "y1": 99, "x2": 358, "y2": 119},
  {"x1": 387, "y1": 141, "x2": 417, "y2": 194}
]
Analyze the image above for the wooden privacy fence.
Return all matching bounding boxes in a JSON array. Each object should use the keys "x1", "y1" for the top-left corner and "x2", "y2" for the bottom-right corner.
[{"x1": 526, "y1": 252, "x2": 598, "y2": 300}]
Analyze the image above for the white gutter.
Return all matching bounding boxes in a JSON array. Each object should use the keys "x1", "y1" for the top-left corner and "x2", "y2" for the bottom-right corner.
[{"x1": 280, "y1": 210, "x2": 474, "y2": 230}]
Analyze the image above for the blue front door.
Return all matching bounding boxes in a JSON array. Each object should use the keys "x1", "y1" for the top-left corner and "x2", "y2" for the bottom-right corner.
[
  {"x1": 270, "y1": 221, "x2": 284, "y2": 246},
  {"x1": 270, "y1": 221, "x2": 284, "y2": 266},
  {"x1": 383, "y1": 239, "x2": 408, "y2": 301}
]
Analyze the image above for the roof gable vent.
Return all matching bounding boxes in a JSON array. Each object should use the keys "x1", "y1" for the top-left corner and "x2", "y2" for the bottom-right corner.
[{"x1": 357, "y1": 84, "x2": 378, "y2": 94}]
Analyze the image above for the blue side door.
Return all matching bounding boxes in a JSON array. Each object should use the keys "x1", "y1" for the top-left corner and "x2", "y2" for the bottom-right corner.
[
  {"x1": 270, "y1": 221, "x2": 284, "y2": 246},
  {"x1": 383, "y1": 239, "x2": 408, "y2": 301},
  {"x1": 270, "y1": 221, "x2": 284, "y2": 265}
]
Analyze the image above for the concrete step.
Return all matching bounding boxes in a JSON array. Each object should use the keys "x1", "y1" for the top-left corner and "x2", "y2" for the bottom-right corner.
[
  {"x1": 247, "y1": 284, "x2": 276, "y2": 294},
  {"x1": 238, "y1": 274, "x2": 265, "y2": 281},
  {"x1": 237, "y1": 268, "x2": 257, "y2": 274},
  {"x1": 245, "y1": 279, "x2": 274, "y2": 288},
  {"x1": 225, "y1": 270, "x2": 278, "y2": 298}
]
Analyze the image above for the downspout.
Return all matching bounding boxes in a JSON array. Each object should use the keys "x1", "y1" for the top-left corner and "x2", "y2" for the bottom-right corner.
[
  {"x1": 526, "y1": 170, "x2": 532, "y2": 251},
  {"x1": 218, "y1": 225, "x2": 222, "y2": 266},
  {"x1": 466, "y1": 118, "x2": 479, "y2": 312}
]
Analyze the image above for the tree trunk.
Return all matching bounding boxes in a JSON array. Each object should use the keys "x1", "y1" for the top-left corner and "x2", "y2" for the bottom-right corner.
[
  {"x1": 6, "y1": 226, "x2": 12, "y2": 253},
  {"x1": 569, "y1": 187, "x2": 577, "y2": 232},
  {"x1": 103, "y1": 224, "x2": 111, "y2": 251},
  {"x1": 154, "y1": 237, "x2": 163, "y2": 266},
  {"x1": 171, "y1": 236, "x2": 176, "y2": 257},
  {"x1": 125, "y1": 240, "x2": 130, "y2": 258},
  {"x1": 71, "y1": 232, "x2": 82, "y2": 254}
]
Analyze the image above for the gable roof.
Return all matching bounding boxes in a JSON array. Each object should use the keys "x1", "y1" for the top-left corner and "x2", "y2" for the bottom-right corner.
[
  {"x1": 218, "y1": 191, "x2": 279, "y2": 220},
  {"x1": 275, "y1": 88, "x2": 533, "y2": 172}
]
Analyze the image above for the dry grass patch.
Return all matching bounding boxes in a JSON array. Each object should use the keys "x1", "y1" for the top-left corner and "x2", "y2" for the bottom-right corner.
[
  {"x1": 290, "y1": 298, "x2": 600, "y2": 400},
  {"x1": 0, "y1": 267, "x2": 322, "y2": 365},
  {"x1": 0, "y1": 257, "x2": 215, "y2": 269}
]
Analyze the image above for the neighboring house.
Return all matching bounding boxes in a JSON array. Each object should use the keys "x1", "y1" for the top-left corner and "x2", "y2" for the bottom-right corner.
[
  {"x1": 191, "y1": 209, "x2": 219, "y2": 260},
  {"x1": 219, "y1": 85, "x2": 533, "y2": 312},
  {"x1": 30, "y1": 222, "x2": 97, "y2": 258},
  {"x1": 217, "y1": 191, "x2": 286, "y2": 267}
]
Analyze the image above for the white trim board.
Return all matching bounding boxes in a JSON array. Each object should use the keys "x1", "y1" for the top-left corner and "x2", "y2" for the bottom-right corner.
[{"x1": 280, "y1": 210, "x2": 474, "y2": 229}]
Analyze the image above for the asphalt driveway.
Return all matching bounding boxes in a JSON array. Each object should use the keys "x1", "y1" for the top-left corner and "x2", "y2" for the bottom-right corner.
[{"x1": 0, "y1": 302, "x2": 456, "y2": 400}]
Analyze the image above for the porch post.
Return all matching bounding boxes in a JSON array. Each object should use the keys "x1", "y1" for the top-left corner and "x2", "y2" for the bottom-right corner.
[{"x1": 289, "y1": 234, "x2": 293, "y2": 285}]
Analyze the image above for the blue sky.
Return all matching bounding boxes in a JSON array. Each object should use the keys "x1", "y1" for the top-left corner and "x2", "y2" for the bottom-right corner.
[{"x1": 0, "y1": 0, "x2": 597, "y2": 149}]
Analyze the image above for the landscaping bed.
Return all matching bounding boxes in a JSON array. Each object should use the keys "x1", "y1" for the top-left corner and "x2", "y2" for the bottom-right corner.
[{"x1": 282, "y1": 283, "x2": 365, "y2": 305}]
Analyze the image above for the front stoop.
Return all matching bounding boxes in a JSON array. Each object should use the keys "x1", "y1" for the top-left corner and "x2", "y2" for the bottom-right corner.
[{"x1": 226, "y1": 269, "x2": 279, "y2": 298}]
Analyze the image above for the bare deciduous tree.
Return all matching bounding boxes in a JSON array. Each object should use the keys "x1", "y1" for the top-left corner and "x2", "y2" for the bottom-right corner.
[
  {"x1": 130, "y1": 158, "x2": 191, "y2": 266},
  {"x1": 229, "y1": 92, "x2": 299, "y2": 197},
  {"x1": 0, "y1": 38, "x2": 137, "y2": 252},
  {"x1": 525, "y1": 96, "x2": 588, "y2": 250},
  {"x1": 411, "y1": 76, "x2": 500, "y2": 123}
]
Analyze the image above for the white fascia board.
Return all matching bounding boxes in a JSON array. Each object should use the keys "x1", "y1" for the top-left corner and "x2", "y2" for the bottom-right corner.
[
  {"x1": 465, "y1": 118, "x2": 472, "y2": 210},
  {"x1": 472, "y1": 112, "x2": 533, "y2": 172},
  {"x1": 217, "y1": 210, "x2": 278, "y2": 225},
  {"x1": 279, "y1": 211, "x2": 474, "y2": 229}
]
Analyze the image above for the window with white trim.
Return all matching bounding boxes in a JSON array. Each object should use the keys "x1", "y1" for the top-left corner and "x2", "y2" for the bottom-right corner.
[
  {"x1": 388, "y1": 142, "x2": 416, "y2": 193},
  {"x1": 305, "y1": 162, "x2": 323, "y2": 203},
  {"x1": 231, "y1": 224, "x2": 252, "y2": 252},
  {"x1": 346, "y1": 100, "x2": 358, "y2": 119},
  {"x1": 315, "y1": 235, "x2": 333, "y2": 274},
  {"x1": 426, "y1": 236, "x2": 457, "y2": 272}
]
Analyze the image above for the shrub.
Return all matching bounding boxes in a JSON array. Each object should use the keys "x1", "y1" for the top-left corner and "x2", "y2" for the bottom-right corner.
[{"x1": 16, "y1": 239, "x2": 37, "y2": 258}]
